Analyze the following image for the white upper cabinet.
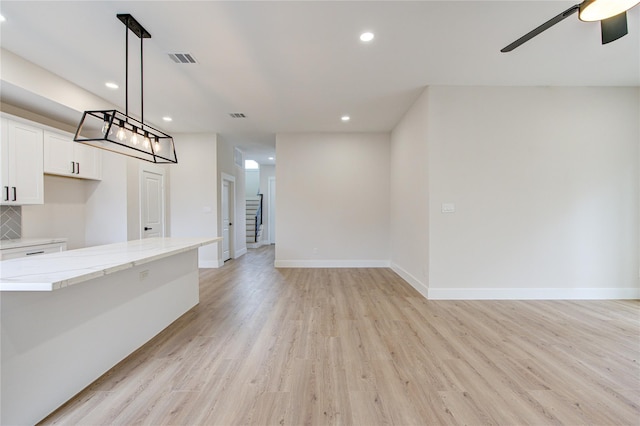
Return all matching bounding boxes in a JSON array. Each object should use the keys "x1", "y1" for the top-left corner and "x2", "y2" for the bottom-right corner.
[
  {"x1": 44, "y1": 131, "x2": 102, "y2": 180},
  {"x1": 0, "y1": 118, "x2": 44, "y2": 205}
]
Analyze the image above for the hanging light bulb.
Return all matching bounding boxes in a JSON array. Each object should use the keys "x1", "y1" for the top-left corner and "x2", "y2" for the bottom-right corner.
[
  {"x1": 143, "y1": 133, "x2": 151, "y2": 150},
  {"x1": 154, "y1": 138, "x2": 161, "y2": 152},
  {"x1": 101, "y1": 115, "x2": 111, "y2": 135},
  {"x1": 131, "y1": 127, "x2": 140, "y2": 145},
  {"x1": 116, "y1": 121, "x2": 127, "y2": 141}
]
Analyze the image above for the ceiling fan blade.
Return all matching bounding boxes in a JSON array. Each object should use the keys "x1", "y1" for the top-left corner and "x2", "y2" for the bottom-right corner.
[
  {"x1": 501, "y1": 4, "x2": 580, "y2": 52},
  {"x1": 601, "y1": 11, "x2": 628, "y2": 44}
]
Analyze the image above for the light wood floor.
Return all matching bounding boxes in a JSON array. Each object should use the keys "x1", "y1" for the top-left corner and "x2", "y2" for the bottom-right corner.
[{"x1": 42, "y1": 245, "x2": 639, "y2": 425}]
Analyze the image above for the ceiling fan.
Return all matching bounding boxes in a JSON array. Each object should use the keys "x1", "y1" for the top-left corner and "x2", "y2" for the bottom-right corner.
[{"x1": 501, "y1": 0, "x2": 640, "y2": 52}]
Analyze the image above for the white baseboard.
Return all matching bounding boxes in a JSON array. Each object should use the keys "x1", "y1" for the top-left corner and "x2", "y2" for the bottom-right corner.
[
  {"x1": 390, "y1": 262, "x2": 429, "y2": 299},
  {"x1": 270, "y1": 258, "x2": 639, "y2": 300},
  {"x1": 234, "y1": 248, "x2": 248, "y2": 258},
  {"x1": 274, "y1": 259, "x2": 390, "y2": 268},
  {"x1": 427, "y1": 287, "x2": 640, "y2": 300}
]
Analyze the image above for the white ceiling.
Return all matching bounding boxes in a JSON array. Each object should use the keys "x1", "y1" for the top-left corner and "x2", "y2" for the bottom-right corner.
[{"x1": 1, "y1": 1, "x2": 639, "y2": 164}]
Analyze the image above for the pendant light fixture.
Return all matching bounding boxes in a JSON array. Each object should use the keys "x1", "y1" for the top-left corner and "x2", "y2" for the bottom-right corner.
[
  {"x1": 74, "y1": 14, "x2": 177, "y2": 164},
  {"x1": 579, "y1": 0, "x2": 640, "y2": 21}
]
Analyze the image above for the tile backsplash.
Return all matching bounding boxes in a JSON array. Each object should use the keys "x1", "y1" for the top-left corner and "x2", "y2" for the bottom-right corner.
[{"x1": 0, "y1": 206, "x2": 22, "y2": 240}]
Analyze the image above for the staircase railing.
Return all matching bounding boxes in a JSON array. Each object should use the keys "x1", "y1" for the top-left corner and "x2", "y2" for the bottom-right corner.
[{"x1": 254, "y1": 194, "x2": 263, "y2": 243}]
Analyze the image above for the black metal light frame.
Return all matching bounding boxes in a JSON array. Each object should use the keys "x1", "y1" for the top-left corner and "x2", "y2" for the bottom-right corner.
[{"x1": 74, "y1": 14, "x2": 177, "y2": 164}]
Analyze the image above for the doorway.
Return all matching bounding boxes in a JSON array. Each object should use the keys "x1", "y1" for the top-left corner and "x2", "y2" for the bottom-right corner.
[
  {"x1": 221, "y1": 173, "x2": 236, "y2": 262},
  {"x1": 268, "y1": 176, "x2": 276, "y2": 244},
  {"x1": 140, "y1": 169, "x2": 165, "y2": 239}
]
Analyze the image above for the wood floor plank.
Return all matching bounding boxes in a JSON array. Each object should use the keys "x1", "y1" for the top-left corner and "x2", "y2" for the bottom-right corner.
[
  {"x1": 348, "y1": 391, "x2": 392, "y2": 426},
  {"x1": 40, "y1": 246, "x2": 640, "y2": 425},
  {"x1": 246, "y1": 391, "x2": 291, "y2": 426}
]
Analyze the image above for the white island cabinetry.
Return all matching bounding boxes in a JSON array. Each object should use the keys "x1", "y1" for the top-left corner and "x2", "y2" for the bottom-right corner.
[
  {"x1": 0, "y1": 238, "x2": 67, "y2": 260},
  {"x1": 0, "y1": 237, "x2": 220, "y2": 425}
]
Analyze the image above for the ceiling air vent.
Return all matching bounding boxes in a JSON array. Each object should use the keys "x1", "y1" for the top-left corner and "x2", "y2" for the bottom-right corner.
[
  {"x1": 168, "y1": 53, "x2": 197, "y2": 64},
  {"x1": 229, "y1": 113, "x2": 246, "y2": 118}
]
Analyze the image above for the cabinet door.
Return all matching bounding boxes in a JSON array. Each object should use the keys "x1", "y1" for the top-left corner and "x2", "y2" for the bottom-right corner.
[
  {"x1": 44, "y1": 131, "x2": 75, "y2": 177},
  {"x1": 3, "y1": 120, "x2": 43, "y2": 205},
  {"x1": 74, "y1": 143, "x2": 102, "y2": 180},
  {"x1": 0, "y1": 118, "x2": 10, "y2": 202},
  {"x1": 0, "y1": 242, "x2": 67, "y2": 260}
]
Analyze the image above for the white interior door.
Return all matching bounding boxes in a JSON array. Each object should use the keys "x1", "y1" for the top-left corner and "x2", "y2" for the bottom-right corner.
[
  {"x1": 222, "y1": 180, "x2": 231, "y2": 261},
  {"x1": 141, "y1": 170, "x2": 164, "y2": 239}
]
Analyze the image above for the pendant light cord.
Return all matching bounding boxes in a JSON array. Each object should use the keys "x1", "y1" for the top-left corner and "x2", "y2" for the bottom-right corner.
[
  {"x1": 141, "y1": 32, "x2": 144, "y2": 130},
  {"x1": 125, "y1": 15, "x2": 129, "y2": 120},
  {"x1": 123, "y1": 15, "x2": 145, "y2": 130}
]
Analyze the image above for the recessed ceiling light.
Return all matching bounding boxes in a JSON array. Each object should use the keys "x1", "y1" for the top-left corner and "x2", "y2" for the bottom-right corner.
[
  {"x1": 360, "y1": 32, "x2": 374, "y2": 42},
  {"x1": 105, "y1": 82, "x2": 119, "y2": 89},
  {"x1": 162, "y1": 116, "x2": 173, "y2": 122},
  {"x1": 0, "y1": 15, "x2": 6, "y2": 23},
  {"x1": 268, "y1": 157, "x2": 274, "y2": 160},
  {"x1": 341, "y1": 115, "x2": 351, "y2": 122}
]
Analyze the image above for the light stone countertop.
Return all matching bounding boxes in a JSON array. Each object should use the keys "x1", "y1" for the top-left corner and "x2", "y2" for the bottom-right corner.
[
  {"x1": 0, "y1": 237, "x2": 221, "y2": 292},
  {"x1": 0, "y1": 238, "x2": 68, "y2": 250}
]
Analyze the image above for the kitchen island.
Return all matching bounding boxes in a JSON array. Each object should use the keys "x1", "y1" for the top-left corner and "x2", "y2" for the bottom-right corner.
[{"x1": 0, "y1": 237, "x2": 220, "y2": 425}]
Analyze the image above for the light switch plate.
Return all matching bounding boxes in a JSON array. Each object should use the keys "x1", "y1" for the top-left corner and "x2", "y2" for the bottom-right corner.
[{"x1": 441, "y1": 203, "x2": 456, "y2": 213}]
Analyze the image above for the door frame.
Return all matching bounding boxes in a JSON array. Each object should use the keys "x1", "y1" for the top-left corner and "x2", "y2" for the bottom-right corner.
[
  {"x1": 268, "y1": 176, "x2": 276, "y2": 244},
  {"x1": 221, "y1": 172, "x2": 236, "y2": 261},
  {"x1": 139, "y1": 164, "x2": 166, "y2": 239}
]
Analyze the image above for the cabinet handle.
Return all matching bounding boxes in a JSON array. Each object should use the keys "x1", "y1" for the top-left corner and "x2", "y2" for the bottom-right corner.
[
  {"x1": 3, "y1": 186, "x2": 8, "y2": 201},
  {"x1": 26, "y1": 251, "x2": 45, "y2": 256},
  {"x1": 71, "y1": 161, "x2": 75, "y2": 174},
  {"x1": 76, "y1": 162, "x2": 80, "y2": 175},
  {"x1": 12, "y1": 187, "x2": 16, "y2": 201}
]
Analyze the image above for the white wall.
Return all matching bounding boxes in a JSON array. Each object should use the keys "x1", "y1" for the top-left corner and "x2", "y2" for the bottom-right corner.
[
  {"x1": 169, "y1": 133, "x2": 219, "y2": 267},
  {"x1": 390, "y1": 86, "x2": 639, "y2": 299},
  {"x1": 389, "y1": 88, "x2": 430, "y2": 297},
  {"x1": 126, "y1": 158, "x2": 141, "y2": 241},
  {"x1": 245, "y1": 169, "x2": 260, "y2": 197},
  {"x1": 84, "y1": 151, "x2": 128, "y2": 246},
  {"x1": 21, "y1": 175, "x2": 87, "y2": 249},
  {"x1": 275, "y1": 133, "x2": 390, "y2": 267}
]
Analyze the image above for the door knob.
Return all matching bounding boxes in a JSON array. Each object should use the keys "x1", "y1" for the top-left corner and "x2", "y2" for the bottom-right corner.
[{"x1": 144, "y1": 227, "x2": 152, "y2": 231}]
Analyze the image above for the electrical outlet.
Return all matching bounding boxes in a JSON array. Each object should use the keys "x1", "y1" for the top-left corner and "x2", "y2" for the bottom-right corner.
[{"x1": 139, "y1": 270, "x2": 149, "y2": 281}]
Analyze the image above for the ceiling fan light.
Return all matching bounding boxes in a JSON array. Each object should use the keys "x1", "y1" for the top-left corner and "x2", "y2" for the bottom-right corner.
[{"x1": 579, "y1": 0, "x2": 640, "y2": 21}]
